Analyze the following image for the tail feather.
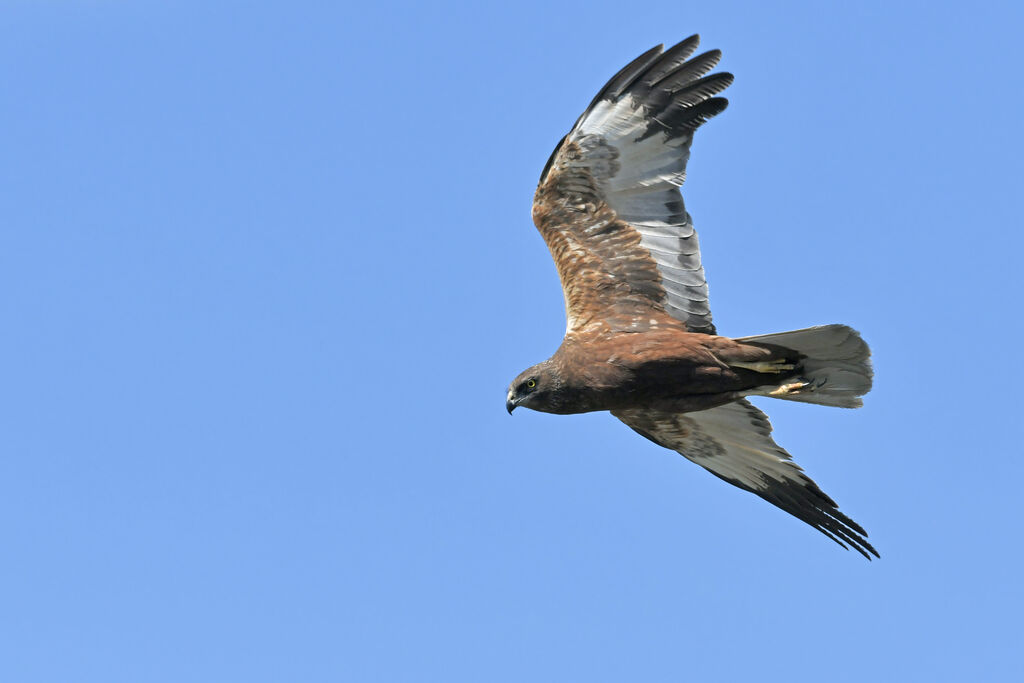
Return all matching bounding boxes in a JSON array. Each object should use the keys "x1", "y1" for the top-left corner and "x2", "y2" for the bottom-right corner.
[{"x1": 739, "y1": 325, "x2": 872, "y2": 408}]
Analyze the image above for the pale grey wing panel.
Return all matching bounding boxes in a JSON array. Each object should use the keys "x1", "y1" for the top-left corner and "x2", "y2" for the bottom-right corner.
[
  {"x1": 535, "y1": 36, "x2": 730, "y2": 335},
  {"x1": 571, "y1": 37, "x2": 731, "y2": 335},
  {"x1": 612, "y1": 400, "x2": 879, "y2": 559}
]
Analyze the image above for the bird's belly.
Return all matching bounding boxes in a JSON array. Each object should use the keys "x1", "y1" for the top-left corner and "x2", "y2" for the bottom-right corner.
[{"x1": 566, "y1": 381, "x2": 740, "y2": 415}]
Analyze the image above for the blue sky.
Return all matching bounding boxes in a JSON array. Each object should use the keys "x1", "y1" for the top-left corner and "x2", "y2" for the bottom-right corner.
[{"x1": 2, "y1": 1, "x2": 1022, "y2": 681}]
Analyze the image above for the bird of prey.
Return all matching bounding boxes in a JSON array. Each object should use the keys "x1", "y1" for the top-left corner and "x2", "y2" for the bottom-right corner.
[{"x1": 506, "y1": 35, "x2": 878, "y2": 559}]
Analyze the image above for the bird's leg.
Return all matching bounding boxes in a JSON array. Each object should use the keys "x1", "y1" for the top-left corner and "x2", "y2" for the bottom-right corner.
[{"x1": 730, "y1": 359, "x2": 796, "y2": 374}]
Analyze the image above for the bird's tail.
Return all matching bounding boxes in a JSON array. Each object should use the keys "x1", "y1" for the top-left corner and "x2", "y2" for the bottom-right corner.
[{"x1": 739, "y1": 325, "x2": 872, "y2": 408}]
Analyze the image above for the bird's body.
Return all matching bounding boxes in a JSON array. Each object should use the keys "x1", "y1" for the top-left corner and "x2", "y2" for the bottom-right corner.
[
  {"x1": 506, "y1": 35, "x2": 879, "y2": 558},
  {"x1": 523, "y1": 329, "x2": 801, "y2": 415}
]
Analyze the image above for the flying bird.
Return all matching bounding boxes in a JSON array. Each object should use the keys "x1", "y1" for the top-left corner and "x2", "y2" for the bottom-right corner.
[{"x1": 506, "y1": 35, "x2": 878, "y2": 559}]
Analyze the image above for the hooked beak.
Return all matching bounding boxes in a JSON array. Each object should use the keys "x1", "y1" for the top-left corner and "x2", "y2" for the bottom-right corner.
[{"x1": 506, "y1": 397, "x2": 516, "y2": 415}]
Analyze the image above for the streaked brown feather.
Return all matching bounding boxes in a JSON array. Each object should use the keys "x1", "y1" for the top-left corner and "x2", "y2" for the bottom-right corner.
[{"x1": 533, "y1": 140, "x2": 670, "y2": 336}]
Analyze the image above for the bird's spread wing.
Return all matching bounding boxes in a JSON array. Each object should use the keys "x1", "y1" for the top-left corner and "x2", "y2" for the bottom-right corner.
[
  {"x1": 533, "y1": 35, "x2": 730, "y2": 335},
  {"x1": 612, "y1": 400, "x2": 879, "y2": 559}
]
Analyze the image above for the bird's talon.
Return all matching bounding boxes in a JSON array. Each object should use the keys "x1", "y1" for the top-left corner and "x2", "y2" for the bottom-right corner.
[{"x1": 769, "y1": 381, "x2": 809, "y2": 397}]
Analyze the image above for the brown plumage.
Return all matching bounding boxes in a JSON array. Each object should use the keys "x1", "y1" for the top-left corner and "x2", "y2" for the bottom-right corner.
[{"x1": 506, "y1": 35, "x2": 878, "y2": 559}]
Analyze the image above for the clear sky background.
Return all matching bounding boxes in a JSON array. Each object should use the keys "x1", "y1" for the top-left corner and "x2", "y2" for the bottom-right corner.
[{"x1": 2, "y1": 1, "x2": 1022, "y2": 681}]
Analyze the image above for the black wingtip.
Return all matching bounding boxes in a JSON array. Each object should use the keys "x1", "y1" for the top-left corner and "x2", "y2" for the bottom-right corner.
[
  {"x1": 818, "y1": 523, "x2": 880, "y2": 561},
  {"x1": 593, "y1": 43, "x2": 664, "y2": 103}
]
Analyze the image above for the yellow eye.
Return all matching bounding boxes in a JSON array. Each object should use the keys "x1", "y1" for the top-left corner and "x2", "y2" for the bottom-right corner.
[{"x1": 527, "y1": 379, "x2": 536, "y2": 388}]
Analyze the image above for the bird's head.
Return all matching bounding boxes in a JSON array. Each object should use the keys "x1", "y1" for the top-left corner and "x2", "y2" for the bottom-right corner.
[{"x1": 506, "y1": 360, "x2": 563, "y2": 414}]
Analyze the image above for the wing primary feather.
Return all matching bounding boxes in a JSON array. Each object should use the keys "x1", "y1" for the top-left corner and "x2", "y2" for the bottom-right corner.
[
  {"x1": 649, "y1": 50, "x2": 724, "y2": 92},
  {"x1": 602, "y1": 44, "x2": 665, "y2": 100},
  {"x1": 668, "y1": 73, "x2": 735, "y2": 108},
  {"x1": 635, "y1": 35, "x2": 702, "y2": 89},
  {"x1": 640, "y1": 97, "x2": 730, "y2": 141},
  {"x1": 580, "y1": 44, "x2": 664, "y2": 115}
]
